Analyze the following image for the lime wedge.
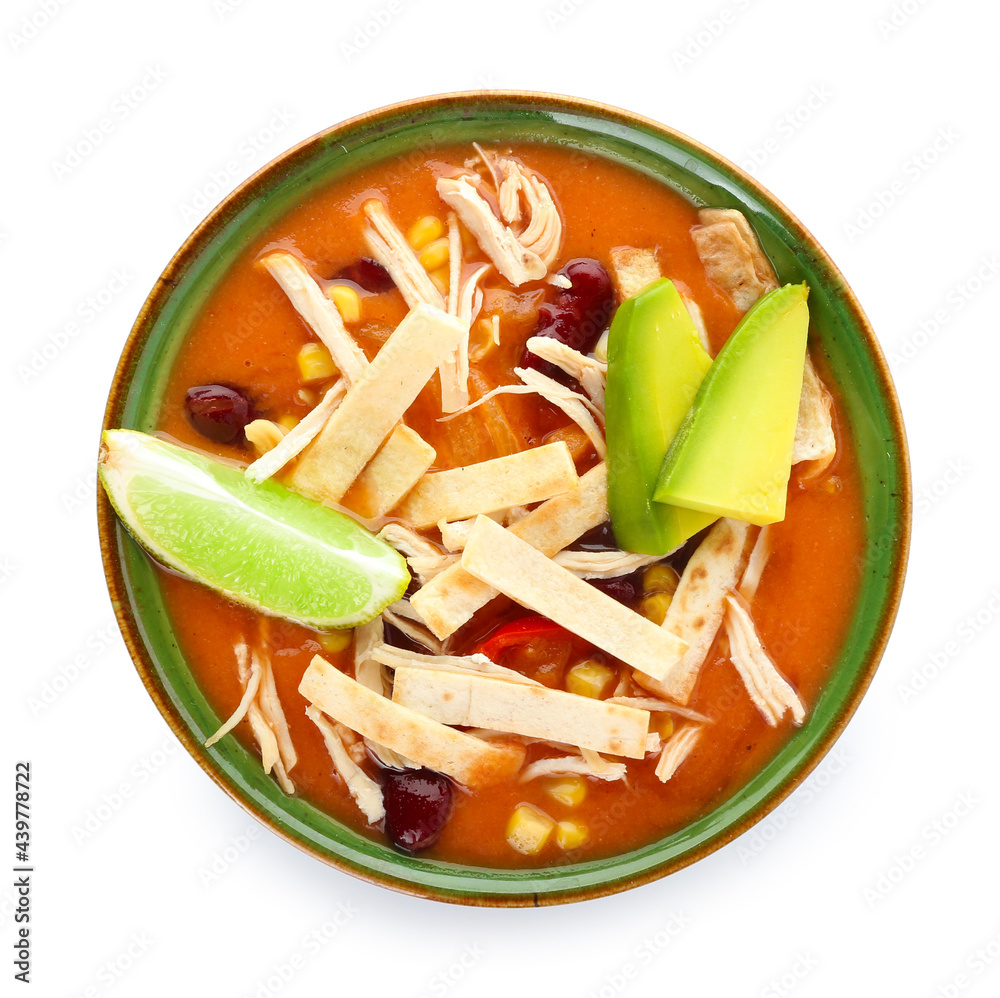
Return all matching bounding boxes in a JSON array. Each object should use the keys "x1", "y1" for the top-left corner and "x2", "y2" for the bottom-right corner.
[{"x1": 99, "y1": 429, "x2": 409, "y2": 628}]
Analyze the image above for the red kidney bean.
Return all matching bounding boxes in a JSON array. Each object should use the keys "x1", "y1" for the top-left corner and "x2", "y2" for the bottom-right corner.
[
  {"x1": 333, "y1": 258, "x2": 395, "y2": 293},
  {"x1": 382, "y1": 769, "x2": 453, "y2": 852},
  {"x1": 587, "y1": 576, "x2": 638, "y2": 604},
  {"x1": 184, "y1": 384, "x2": 254, "y2": 444}
]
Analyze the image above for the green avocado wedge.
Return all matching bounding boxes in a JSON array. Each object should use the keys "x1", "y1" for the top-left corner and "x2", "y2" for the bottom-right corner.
[
  {"x1": 605, "y1": 279, "x2": 717, "y2": 555},
  {"x1": 653, "y1": 283, "x2": 810, "y2": 525},
  {"x1": 98, "y1": 429, "x2": 409, "y2": 628}
]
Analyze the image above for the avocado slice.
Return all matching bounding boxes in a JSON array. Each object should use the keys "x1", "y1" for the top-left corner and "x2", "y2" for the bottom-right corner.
[
  {"x1": 653, "y1": 283, "x2": 809, "y2": 525},
  {"x1": 605, "y1": 279, "x2": 717, "y2": 555}
]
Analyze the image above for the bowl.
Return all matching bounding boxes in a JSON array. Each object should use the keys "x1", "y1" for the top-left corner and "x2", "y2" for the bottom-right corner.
[{"x1": 98, "y1": 91, "x2": 911, "y2": 906}]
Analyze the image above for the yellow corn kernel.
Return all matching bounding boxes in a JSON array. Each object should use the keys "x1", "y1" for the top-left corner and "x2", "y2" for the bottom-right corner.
[
  {"x1": 277, "y1": 414, "x2": 300, "y2": 431},
  {"x1": 327, "y1": 284, "x2": 361, "y2": 323},
  {"x1": 643, "y1": 563, "x2": 680, "y2": 596},
  {"x1": 545, "y1": 775, "x2": 587, "y2": 808},
  {"x1": 429, "y1": 265, "x2": 451, "y2": 293},
  {"x1": 429, "y1": 273, "x2": 448, "y2": 298},
  {"x1": 566, "y1": 660, "x2": 616, "y2": 699},
  {"x1": 641, "y1": 592, "x2": 674, "y2": 626},
  {"x1": 505, "y1": 804, "x2": 555, "y2": 856},
  {"x1": 654, "y1": 713, "x2": 675, "y2": 740},
  {"x1": 297, "y1": 342, "x2": 337, "y2": 384},
  {"x1": 316, "y1": 629, "x2": 353, "y2": 654},
  {"x1": 555, "y1": 820, "x2": 589, "y2": 851},
  {"x1": 418, "y1": 237, "x2": 450, "y2": 272},
  {"x1": 407, "y1": 215, "x2": 445, "y2": 250},
  {"x1": 244, "y1": 419, "x2": 287, "y2": 456}
]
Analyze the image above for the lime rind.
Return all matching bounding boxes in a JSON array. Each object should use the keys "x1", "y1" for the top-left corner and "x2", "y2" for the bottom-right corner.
[{"x1": 99, "y1": 429, "x2": 409, "y2": 628}]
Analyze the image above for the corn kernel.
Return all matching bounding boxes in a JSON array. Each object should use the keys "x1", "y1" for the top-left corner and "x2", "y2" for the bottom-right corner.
[
  {"x1": 407, "y1": 215, "x2": 445, "y2": 250},
  {"x1": 429, "y1": 264, "x2": 451, "y2": 293},
  {"x1": 654, "y1": 713, "x2": 675, "y2": 740},
  {"x1": 641, "y1": 592, "x2": 674, "y2": 626},
  {"x1": 297, "y1": 342, "x2": 337, "y2": 384},
  {"x1": 643, "y1": 563, "x2": 680, "y2": 596},
  {"x1": 327, "y1": 284, "x2": 361, "y2": 323},
  {"x1": 566, "y1": 660, "x2": 616, "y2": 699},
  {"x1": 429, "y1": 272, "x2": 448, "y2": 298},
  {"x1": 545, "y1": 775, "x2": 587, "y2": 808},
  {"x1": 277, "y1": 414, "x2": 300, "y2": 431},
  {"x1": 594, "y1": 329, "x2": 610, "y2": 363},
  {"x1": 418, "y1": 237, "x2": 450, "y2": 272},
  {"x1": 505, "y1": 804, "x2": 555, "y2": 856},
  {"x1": 555, "y1": 820, "x2": 589, "y2": 851},
  {"x1": 244, "y1": 419, "x2": 287, "y2": 455},
  {"x1": 316, "y1": 629, "x2": 353, "y2": 654}
]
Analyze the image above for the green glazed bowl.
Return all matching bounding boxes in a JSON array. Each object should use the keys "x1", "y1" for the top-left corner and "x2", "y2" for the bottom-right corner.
[{"x1": 98, "y1": 92, "x2": 910, "y2": 906}]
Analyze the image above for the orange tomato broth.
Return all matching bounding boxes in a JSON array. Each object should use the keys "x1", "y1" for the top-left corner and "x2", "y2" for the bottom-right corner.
[{"x1": 153, "y1": 143, "x2": 863, "y2": 867}]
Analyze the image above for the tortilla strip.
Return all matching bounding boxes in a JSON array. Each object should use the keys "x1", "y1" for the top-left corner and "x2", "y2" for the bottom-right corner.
[
  {"x1": 461, "y1": 516, "x2": 687, "y2": 681},
  {"x1": 410, "y1": 463, "x2": 609, "y2": 639},
  {"x1": 724, "y1": 594, "x2": 805, "y2": 725},
  {"x1": 299, "y1": 656, "x2": 524, "y2": 787},
  {"x1": 792, "y1": 353, "x2": 837, "y2": 472},
  {"x1": 260, "y1": 251, "x2": 368, "y2": 384},
  {"x1": 698, "y1": 208, "x2": 778, "y2": 291},
  {"x1": 288, "y1": 304, "x2": 466, "y2": 504},
  {"x1": 395, "y1": 441, "x2": 578, "y2": 529},
  {"x1": 519, "y1": 755, "x2": 627, "y2": 782},
  {"x1": 634, "y1": 518, "x2": 752, "y2": 704},
  {"x1": 609, "y1": 246, "x2": 662, "y2": 300},
  {"x1": 305, "y1": 705, "x2": 385, "y2": 822},
  {"x1": 654, "y1": 725, "x2": 702, "y2": 782},
  {"x1": 691, "y1": 219, "x2": 773, "y2": 313},
  {"x1": 392, "y1": 667, "x2": 650, "y2": 758},
  {"x1": 349, "y1": 424, "x2": 436, "y2": 518}
]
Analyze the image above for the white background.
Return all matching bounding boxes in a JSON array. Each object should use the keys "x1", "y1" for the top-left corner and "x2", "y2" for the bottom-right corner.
[{"x1": 5, "y1": 0, "x2": 999, "y2": 995}]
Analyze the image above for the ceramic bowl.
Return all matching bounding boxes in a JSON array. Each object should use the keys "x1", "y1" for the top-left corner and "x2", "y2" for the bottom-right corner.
[{"x1": 98, "y1": 91, "x2": 910, "y2": 905}]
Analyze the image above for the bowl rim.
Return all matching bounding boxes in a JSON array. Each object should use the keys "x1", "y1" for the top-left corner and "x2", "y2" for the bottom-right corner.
[{"x1": 98, "y1": 89, "x2": 911, "y2": 906}]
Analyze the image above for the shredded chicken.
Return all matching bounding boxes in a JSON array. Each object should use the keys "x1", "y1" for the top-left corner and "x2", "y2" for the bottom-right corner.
[
  {"x1": 363, "y1": 199, "x2": 446, "y2": 310},
  {"x1": 440, "y1": 263, "x2": 491, "y2": 413},
  {"x1": 523, "y1": 336, "x2": 608, "y2": 411},
  {"x1": 654, "y1": 725, "x2": 702, "y2": 783},
  {"x1": 792, "y1": 354, "x2": 837, "y2": 473},
  {"x1": 738, "y1": 526, "x2": 772, "y2": 602},
  {"x1": 377, "y1": 523, "x2": 456, "y2": 585},
  {"x1": 382, "y1": 605, "x2": 443, "y2": 655},
  {"x1": 606, "y1": 697, "x2": 712, "y2": 724},
  {"x1": 519, "y1": 755, "x2": 627, "y2": 782},
  {"x1": 371, "y1": 644, "x2": 543, "y2": 686},
  {"x1": 552, "y1": 549, "x2": 662, "y2": 579},
  {"x1": 305, "y1": 705, "x2": 385, "y2": 822},
  {"x1": 514, "y1": 366, "x2": 606, "y2": 457},
  {"x1": 724, "y1": 594, "x2": 805, "y2": 726},
  {"x1": 204, "y1": 641, "x2": 261, "y2": 747}
]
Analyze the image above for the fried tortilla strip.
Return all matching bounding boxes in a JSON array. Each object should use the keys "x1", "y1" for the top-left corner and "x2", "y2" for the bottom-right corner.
[
  {"x1": 410, "y1": 463, "x2": 609, "y2": 639},
  {"x1": 349, "y1": 424, "x2": 436, "y2": 518},
  {"x1": 260, "y1": 251, "x2": 368, "y2": 384},
  {"x1": 394, "y1": 441, "x2": 578, "y2": 528},
  {"x1": 392, "y1": 667, "x2": 650, "y2": 758},
  {"x1": 792, "y1": 354, "x2": 837, "y2": 472},
  {"x1": 654, "y1": 725, "x2": 702, "y2": 783},
  {"x1": 609, "y1": 246, "x2": 662, "y2": 300},
  {"x1": 305, "y1": 705, "x2": 385, "y2": 823},
  {"x1": 288, "y1": 304, "x2": 466, "y2": 504},
  {"x1": 634, "y1": 518, "x2": 752, "y2": 704},
  {"x1": 692, "y1": 208, "x2": 778, "y2": 313},
  {"x1": 461, "y1": 516, "x2": 686, "y2": 681},
  {"x1": 299, "y1": 656, "x2": 525, "y2": 788}
]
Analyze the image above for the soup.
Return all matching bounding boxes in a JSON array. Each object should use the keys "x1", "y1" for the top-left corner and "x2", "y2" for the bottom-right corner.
[{"x1": 109, "y1": 142, "x2": 862, "y2": 867}]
